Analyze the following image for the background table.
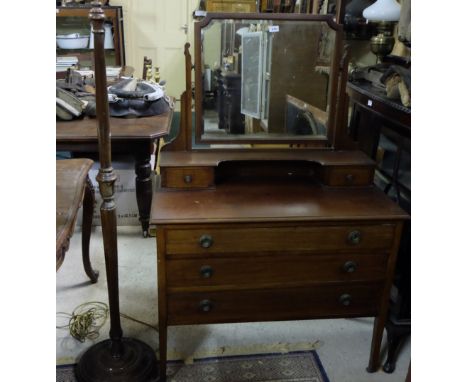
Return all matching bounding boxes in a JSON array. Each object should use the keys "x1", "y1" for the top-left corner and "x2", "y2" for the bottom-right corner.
[{"x1": 57, "y1": 110, "x2": 173, "y2": 237}]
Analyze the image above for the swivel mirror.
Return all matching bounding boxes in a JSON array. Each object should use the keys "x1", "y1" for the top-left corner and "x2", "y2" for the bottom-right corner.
[{"x1": 195, "y1": 13, "x2": 345, "y2": 146}]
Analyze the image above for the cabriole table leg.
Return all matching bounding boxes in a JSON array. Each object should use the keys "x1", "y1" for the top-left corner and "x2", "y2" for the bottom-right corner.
[{"x1": 82, "y1": 175, "x2": 99, "y2": 283}]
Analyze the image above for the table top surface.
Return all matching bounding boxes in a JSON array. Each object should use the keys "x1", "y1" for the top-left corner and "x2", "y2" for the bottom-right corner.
[
  {"x1": 56, "y1": 108, "x2": 173, "y2": 142},
  {"x1": 150, "y1": 180, "x2": 408, "y2": 225},
  {"x1": 347, "y1": 80, "x2": 411, "y2": 115},
  {"x1": 347, "y1": 80, "x2": 411, "y2": 131}
]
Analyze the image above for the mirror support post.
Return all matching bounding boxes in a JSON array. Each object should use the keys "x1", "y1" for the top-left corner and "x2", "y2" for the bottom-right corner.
[
  {"x1": 162, "y1": 43, "x2": 192, "y2": 152},
  {"x1": 333, "y1": 46, "x2": 358, "y2": 150}
]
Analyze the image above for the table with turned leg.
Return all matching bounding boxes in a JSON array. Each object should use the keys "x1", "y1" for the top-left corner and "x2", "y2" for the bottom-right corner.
[{"x1": 57, "y1": 111, "x2": 173, "y2": 237}]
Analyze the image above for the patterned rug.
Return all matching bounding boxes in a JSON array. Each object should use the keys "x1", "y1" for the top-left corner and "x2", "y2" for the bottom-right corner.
[{"x1": 57, "y1": 350, "x2": 329, "y2": 382}]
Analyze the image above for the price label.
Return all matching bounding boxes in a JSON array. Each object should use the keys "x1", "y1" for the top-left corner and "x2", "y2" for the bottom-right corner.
[
  {"x1": 367, "y1": 99, "x2": 373, "y2": 107},
  {"x1": 269, "y1": 25, "x2": 279, "y2": 33}
]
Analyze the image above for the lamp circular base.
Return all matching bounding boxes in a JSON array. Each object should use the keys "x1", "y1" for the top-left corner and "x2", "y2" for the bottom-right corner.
[{"x1": 76, "y1": 338, "x2": 159, "y2": 382}]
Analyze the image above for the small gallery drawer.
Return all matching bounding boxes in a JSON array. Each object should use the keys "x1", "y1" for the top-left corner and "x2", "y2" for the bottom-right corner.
[
  {"x1": 322, "y1": 166, "x2": 374, "y2": 186},
  {"x1": 167, "y1": 283, "x2": 383, "y2": 325},
  {"x1": 166, "y1": 253, "x2": 388, "y2": 289},
  {"x1": 161, "y1": 167, "x2": 214, "y2": 189},
  {"x1": 165, "y1": 224, "x2": 396, "y2": 256}
]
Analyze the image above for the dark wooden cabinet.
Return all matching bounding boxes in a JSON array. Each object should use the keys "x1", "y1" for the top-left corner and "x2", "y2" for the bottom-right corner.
[
  {"x1": 347, "y1": 78, "x2": 411, "y2": 373},
  {"x1": 56, "y1": 5, "x2": 125, "y2": 73}
]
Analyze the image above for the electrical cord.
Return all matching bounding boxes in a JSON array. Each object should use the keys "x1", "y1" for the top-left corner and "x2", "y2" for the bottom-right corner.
[
  {"x1": 56, "y1": 302, "x2": 108, "y2": 343},
  {"x1": 120, "y1": 312, "x2": 159, "y2": 332},
  {"x1": 56, "y1": 302, "x2": 158, "y2": 343}
]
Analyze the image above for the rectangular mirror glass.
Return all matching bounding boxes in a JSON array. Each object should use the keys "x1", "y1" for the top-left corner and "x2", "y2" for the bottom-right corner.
[{"x1": 196, "y1": 15, "x2": 340, "y2": 146}]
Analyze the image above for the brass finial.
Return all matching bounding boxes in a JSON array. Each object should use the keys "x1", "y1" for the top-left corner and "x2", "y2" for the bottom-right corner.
[{"x1": 89, "y1": 1, "x2": 105, "y2": 31}]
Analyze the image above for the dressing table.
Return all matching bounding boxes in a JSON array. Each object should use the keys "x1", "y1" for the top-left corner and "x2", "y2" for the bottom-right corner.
[{"x1": 150, "y1": 13, "x2": 408, "y2": 380}]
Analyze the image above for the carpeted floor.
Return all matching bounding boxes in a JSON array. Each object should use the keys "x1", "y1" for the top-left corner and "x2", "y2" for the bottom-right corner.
[{"x1": 56, "y1": 350, "x2": 329, "y2": 382}]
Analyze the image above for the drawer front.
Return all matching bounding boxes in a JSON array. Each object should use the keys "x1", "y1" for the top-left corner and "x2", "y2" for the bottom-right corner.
[
  {"x1": 161, "y1": 167, "x2": 214, "y2": 189},
  {"x1": 165, "y1": 224, "x2": 396, "y2": 256},
  {"x1": 167, "y1": 284, "x2": 383, "y2": 325},
  {"x1": 323, "y1": 166, "x2": 374, "y2": 186},
  {"x1": 166, "y1": 253, "x2": 388, "y2": 288}
]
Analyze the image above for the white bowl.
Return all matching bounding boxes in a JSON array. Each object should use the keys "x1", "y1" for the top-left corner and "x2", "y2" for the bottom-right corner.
[{"x1": 56, "y1": 34, "x2": 90, "y2": 49}]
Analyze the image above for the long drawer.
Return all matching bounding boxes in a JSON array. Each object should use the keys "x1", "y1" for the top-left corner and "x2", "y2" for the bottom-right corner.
[
  {"x1": 166, "y1": 253, "x2": 388, "y2": 289},
  {"x1": 167, "y1": 283, "x2": 383, "y2": 325},
  {"x1": 164, "y1": 224, "x2": 396, "y2": 256}
]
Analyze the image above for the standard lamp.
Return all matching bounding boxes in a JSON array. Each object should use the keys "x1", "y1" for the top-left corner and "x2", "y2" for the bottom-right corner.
[
  {"x1": 75, "y1": 2, "x2": 158, "y2": 381},
  {"x1": 363, "y1": 0, "x2": 401, "y2": 62}
]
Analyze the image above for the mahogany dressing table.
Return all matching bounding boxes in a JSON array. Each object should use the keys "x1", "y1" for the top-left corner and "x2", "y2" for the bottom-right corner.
[{"x1": 150, "y1": 13, "x2": 409, "y2": 380}]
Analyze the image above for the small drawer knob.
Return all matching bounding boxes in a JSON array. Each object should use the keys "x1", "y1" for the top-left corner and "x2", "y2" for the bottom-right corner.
[
  {"x1": 199, "y1": 234, "x2": 213, "y2": 249},
  {"x1": 200, "y1": 265, "x2": 214, "y2": 279},
  {"x1": 343, "y1": 261, "x2": 358, "y2": 273},
  {"x1": 199, "y1": 299, "x2": 213, "y2": 312},
  {"x1": 345, "y1": 174, "x2": 355, "y2": 184},
  {"x1": 347, "y1": 230, "x2": 361, "y2": 245},
  {"x1": 339, "y1": 294, "x2": 352, "y2": 306},
  {"x1": 184, "y1": 175, "x2": 193, "y2": 184}
]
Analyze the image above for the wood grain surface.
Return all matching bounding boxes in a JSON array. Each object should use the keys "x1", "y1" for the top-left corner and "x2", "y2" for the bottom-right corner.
[
  {"x1": 56, "y1": 109, "x2": 173, "y2": 141},
  {"x1": 150, "y1": 181, "x2": 408, "y2": 224}
]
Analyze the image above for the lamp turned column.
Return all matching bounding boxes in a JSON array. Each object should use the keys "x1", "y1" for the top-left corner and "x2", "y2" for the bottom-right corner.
[{"x1": 75, "y1": 2, "x2": 158, "y2": 381}]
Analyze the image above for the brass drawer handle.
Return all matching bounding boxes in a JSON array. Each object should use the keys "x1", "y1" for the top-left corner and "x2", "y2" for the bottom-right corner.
[
  {"x1": 345, "y1": 174, "x2": 355, "y2": 184},
  {"x1": 343, "y1": 261, "x2": 358, "y2": 273},
  {"x1": 347, "y1": 230, "x2": 361, "y2": 245},
  {"x1": 339, "y1": 294, "x2": 352, "y2": 307},
  {"x1": 199, "y1": 299, "x2": 213, "y2": 312},
  {"x1": 199, "y1": 234, "x2": 213, "y2": 249},
  {"x1": 200, "y1": 265, "x2": 214, "y2": 279},
  {"x1": 184, "y1": 175, "x2": 193, "y2": 184}
]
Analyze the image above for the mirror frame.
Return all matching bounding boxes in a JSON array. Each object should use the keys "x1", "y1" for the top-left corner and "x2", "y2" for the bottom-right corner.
[{"x1": 194, "y1": 12, "x2": 346, "y2": 147}]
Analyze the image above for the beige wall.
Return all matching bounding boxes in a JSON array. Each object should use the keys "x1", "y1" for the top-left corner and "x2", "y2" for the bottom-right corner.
[{"x1": 111, "y1": 0, "x2": 200, "y2": 109}]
